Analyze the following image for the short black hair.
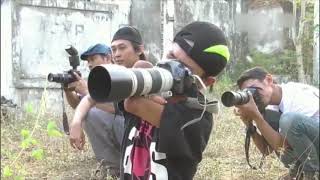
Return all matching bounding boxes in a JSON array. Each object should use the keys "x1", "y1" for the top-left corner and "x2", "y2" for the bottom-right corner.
[
  {"x1": 237, "y1": 67, "x2": 269, "y2": 88},
  {"x1": 112, "y1": 26, "x2": 142, "y2": 45},
  {"x1": 131, "y1": 41, "x2": 146, "y2": 60}
]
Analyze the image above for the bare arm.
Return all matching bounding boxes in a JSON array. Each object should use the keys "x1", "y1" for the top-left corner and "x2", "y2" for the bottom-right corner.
[
  {"x1": 69, "y1": 95, "x2": 96, "y2": 150},
  {"x1": 247, "y1": 123, "x2": 273, "y2": 155},
  {"x1": 72, "y1": 95, "x2": 96, "y2": 124},
  {"x1": 123, "y1": 60, "x2": 167, "y2": 127},
  {"x1": 236, "y1": 95, "x2": 284, "y2": 152},
  {"x1": 235, "y1": 110, "x2": 273, "y2": 155},
  {"x1": 252, "y1": 112, "x2": 284, "y2": 151},
  {"x1": 124, "y1": 96, "x2": 165, "y2": 127}
]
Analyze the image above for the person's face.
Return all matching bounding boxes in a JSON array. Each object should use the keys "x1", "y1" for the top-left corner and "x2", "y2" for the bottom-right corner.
[
  {"x1": 111, "y1": 39, "x2": 141, "y2": 68},
  {"x1": 240, "y1": 76, "x2": 274, "y2": 106},
  {"x1": 166, "y1": 42, "x2": 215, "y2": 87},
  {"x1": 87, "y1": 54, "x2": 111, "y2": 70}
]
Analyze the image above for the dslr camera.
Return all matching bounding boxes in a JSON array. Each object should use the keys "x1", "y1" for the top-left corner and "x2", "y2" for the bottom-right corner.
[
  {"x1": 221, "y1": 87, "x2": 265, "y2": 112},
  {"x1": 47, "y1": 45, "x2": 81, "y2": 85}
]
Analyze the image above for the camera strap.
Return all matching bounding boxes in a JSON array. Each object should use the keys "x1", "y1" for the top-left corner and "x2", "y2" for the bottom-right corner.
[
  {"x1": 180, "y1": 97, "x2": 219, "y2": 130},
  {"x1": 244, "y1": 109, "x2": 282, "y2": 169},
  {"x1": 245, "y1": 124, "x2": 265, "y2": 170},
  {"x1": 61, "y1": 86, "x2": 70, "y2": 135},
  {"x1": 184, "y1": 97, "x2": 219, "y2": 114}
]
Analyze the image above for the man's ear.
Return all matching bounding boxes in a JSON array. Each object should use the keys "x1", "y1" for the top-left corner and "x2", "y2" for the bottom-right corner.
[
  {"x1": 265, "y1": 74, "x2": 274, "y2": 85},
  {"x1": 203, "y1": 76, "x2": 216, "y2": 87},
  {"x1": 106, "y1": 54, "x2": 113, "y2": 63},
  {"x1": 138, "y1": 45, "x2": 145, "y2": 55}
]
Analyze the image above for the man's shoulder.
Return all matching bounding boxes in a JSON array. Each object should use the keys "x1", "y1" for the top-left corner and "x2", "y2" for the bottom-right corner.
[{"x1": 281, "y1": 82, "x2": 318, "y2": 90}]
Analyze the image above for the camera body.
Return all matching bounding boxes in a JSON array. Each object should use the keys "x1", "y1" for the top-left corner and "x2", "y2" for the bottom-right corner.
[
  {"x1": 156, "y1": 60, "x2": 195, "y2": 96},
  {"x1": 221, "y1": 87, "x2": 265, "y2": 112},
  {"x1": 88, "y1": 59, "x2": 197, "y2": 102},
  {"x1": 47, "y1": 45, "x2": 81, "y2": 85}
]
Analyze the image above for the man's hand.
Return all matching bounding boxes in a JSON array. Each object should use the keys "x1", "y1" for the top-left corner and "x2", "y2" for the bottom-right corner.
[
  {"x1": 235, "y1": 94, "x2": 262, "y2": 123},
  {"x1": 126, "y1": 60, "x2": 168, "y2": 106},
  {"x1": 66, "y1": 72, "x2": 88, "y2": 96},
  {"x1": 69, "y1": 119, "x2": 86, "y2": 150},
  {"x1": 234, "y1": 108, "x2": 252, "y2": 127},
  {"x1": 124, "y1": 60, "x2": 167, "y2": 127}
]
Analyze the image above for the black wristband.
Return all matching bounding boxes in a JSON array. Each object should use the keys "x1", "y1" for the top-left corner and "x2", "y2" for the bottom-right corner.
[{"x1": 246, "y1": 125, "x2": 257, "y2": 135}]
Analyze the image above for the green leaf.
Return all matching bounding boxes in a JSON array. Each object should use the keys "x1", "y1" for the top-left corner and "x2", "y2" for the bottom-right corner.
[
  {"x1": 47, "y1": 121, "x2": 63, "y2": 137},
  {"x1": 48, "y1": 129, "x2": 63, "y2": 137},
  {"x1": 14, "y1": 176, "x2": 25, "y2": 180},
  {"x1": 24, "y1": 102, "x2": 34, "y2": 114},
  {"x1": 30, "y1": 138, "x2": 38, "y2": 145},
  {"x1": 20, "y1": 129, "x2": 30, "y2": 139},
  {"x1": 20, "y1": 139, "x2": 31, "y2": 149},
  {"x1": 3, "y1": 166, "x2": 13, "y2": 177},
  {"x1": 47, "y1": 121, "x2": 57, "y2": 131},
  {"x1": 31, "y1": 149, "x2": 44, "y2": 160}
]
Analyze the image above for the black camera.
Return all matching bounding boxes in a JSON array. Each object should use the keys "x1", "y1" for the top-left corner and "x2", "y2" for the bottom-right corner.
[
  {"x1": 87, "y1": 59, "x2": 196, "y2": 102},
  {"x1": 221, "y1": 87, "x2": 265, "y2": 112},
  {"x1": 221, "y1": 88, "x2": 257, "y2": 107},
  {"x1": 47, "y1": 45, "x2": 81, "y2": 85}
]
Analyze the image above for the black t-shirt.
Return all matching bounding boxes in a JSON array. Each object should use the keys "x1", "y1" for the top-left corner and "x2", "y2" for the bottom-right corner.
[{"x1": 119, "y1": 100, "x2": 213, "y2": 180}]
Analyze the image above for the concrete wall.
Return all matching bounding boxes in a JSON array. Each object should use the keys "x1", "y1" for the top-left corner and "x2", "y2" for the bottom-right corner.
[
  {"x1": 1, "y1": 0, "x2": 236, "y2": 114},
  {"x1": 174, "y1": 0, "x2": 231, "y2": 37},
  {"x1": 3, "y1": 0, "x2": 296, "y2": 115},
  {"x1": 1, "y1": 0, "x2": 130, "y2": 113},
  {"x1": 130, "y1": 0, "x2": 162, "y2": 64},
  {"x1": 234, "y1": 3, "x2": 294, "y2": 54}
]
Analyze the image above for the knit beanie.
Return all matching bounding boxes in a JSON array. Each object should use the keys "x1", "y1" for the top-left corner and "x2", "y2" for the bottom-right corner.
[{"x1": 174, "y1": 21, "x2": 230, "y2": 76}]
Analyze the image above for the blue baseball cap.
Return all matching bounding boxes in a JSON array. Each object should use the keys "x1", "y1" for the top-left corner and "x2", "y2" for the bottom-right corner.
[{"x1": 80, "y1": 43, "x2": 112, "y2": 60}]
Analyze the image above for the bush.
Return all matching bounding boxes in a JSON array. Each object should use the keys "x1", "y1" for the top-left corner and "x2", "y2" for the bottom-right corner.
[{"x1": 229, "y1": 49, "x2": 299, "y2": 82}]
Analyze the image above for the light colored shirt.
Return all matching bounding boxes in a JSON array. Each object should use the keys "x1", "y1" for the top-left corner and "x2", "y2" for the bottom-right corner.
[{"x1": 268, "y1": 82, "x2": 319, "y2": 120}]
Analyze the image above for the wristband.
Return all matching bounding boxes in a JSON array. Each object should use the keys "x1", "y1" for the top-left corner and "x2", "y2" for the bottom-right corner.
[{"x1": 246, "y1": 125, "x2": 257, "y2": 136}]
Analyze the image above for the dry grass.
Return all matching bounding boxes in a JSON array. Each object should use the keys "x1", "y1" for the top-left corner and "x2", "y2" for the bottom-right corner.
[{"x1": 1, "y1": 105, "x2": 287, "y2": 180}]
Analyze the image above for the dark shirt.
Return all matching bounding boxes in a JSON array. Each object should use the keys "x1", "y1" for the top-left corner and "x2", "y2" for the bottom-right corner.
[{"x1": 119, "y1": 100, "x2": 213, "y2": 180}]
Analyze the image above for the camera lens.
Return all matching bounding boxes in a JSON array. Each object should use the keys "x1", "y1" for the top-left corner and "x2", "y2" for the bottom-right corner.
[{"x1": 47, "y1": 73, "x2": 55, "y2": 82}]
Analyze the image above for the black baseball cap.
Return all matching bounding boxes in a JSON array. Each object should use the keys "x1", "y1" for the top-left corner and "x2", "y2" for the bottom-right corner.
[
  {"x1": 174, "y1": 21, "x2": 230, "y2": 76},
  {"x1": 80, "y1": 43, "x2": 111, "y2": 60},
  {"x1": 112, "y1": 26, "x2": 142, "y2": 45}
]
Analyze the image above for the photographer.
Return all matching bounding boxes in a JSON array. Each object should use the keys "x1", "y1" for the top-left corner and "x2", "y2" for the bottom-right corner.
[
  {"x1": 70, "y1": 26, "x2": 147, "y2": 178},
  {"x1": 234, "y1": 67, "x2": 319, "y2": 180},
  {"x1": 65, "y1": 43, "x2": 125, "y2": 177},
  {"x1": 119, "y1": 21, "x2": 229, "y2": 179}
]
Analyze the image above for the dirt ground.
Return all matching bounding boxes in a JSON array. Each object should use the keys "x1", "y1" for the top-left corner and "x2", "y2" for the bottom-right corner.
[{"x1": 1, "y1": 105, "x2": 287, "y2": 180}]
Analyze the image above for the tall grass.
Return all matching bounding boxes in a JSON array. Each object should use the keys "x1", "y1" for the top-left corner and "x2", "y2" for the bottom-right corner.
[{"x1": 1, "y1": 76, "x2": 287, "y2": 179}]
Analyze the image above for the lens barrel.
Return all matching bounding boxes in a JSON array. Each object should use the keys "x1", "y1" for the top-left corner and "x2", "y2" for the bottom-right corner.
[
  {"x1": 221, "y1": 90, "x2": 251, "y2": 107},
  {"x1": 47, "y1": 73, "x2": 74, "y2": 84},
  {"x1": 88, "y1": 64, "x2": 174, "y2": 102}
]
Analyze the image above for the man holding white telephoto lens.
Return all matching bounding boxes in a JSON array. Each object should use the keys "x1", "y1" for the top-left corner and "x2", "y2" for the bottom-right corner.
[{"x1": 86, "y1": 21, "x2": 230, "y2": 180}]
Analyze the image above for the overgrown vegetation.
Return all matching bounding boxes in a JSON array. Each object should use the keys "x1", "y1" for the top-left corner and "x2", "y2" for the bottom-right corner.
[
  {"x1": 1, "y1": 81, "x2": 287, "y2": 180},
  {"x1": 229, "y1": 49, "x2": 299, "y2": 83}
]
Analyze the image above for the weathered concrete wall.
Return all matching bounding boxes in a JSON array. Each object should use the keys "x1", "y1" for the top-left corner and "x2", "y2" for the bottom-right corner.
[
  {"x1": 162, "y1": 0, "x2": 175, "y2": 60},
  {"x1": 130, "y1": 0, "x2": 162, "y2": 64},
  {"x1": 1, "y1": 0, "x2": 130, "y2": 113},
  {"x1": 1, "y1": 0, "x2": 14, "y2": 101},
  {"x1": 1, "y1": 0, "x2": 236, "y2": 114},
  {"x1": 174, "y1": 0, "x2": 231, "y2": 36},
  {"x1": 4, "y1": 0, "x2": 297, "y2": 115},
  {"x1": 235, "y1": 3, "x2": 294, "y2": 54},
  {"x1": 313, "y1": 0, "x2": 319, "y2": 85}
]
